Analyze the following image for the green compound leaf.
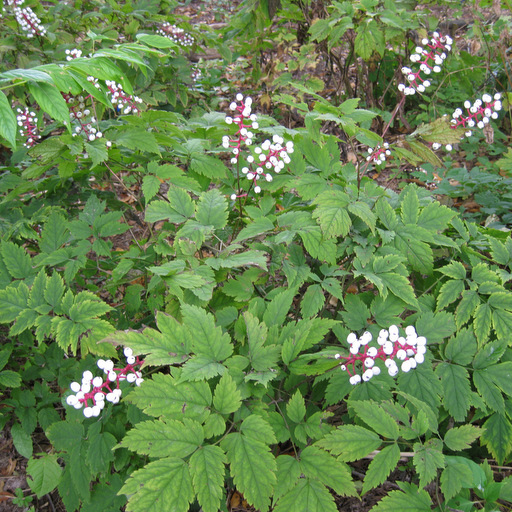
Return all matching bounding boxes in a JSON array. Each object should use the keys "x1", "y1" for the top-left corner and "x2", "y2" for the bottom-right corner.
[
  {"x1": 349, "y1": 401, "x2": 399, "y2": 440},
  {"x1": 27, "y1": 454, "x2": 62, "y2": 498},
  {"x1": 316, "y1": 424, "x2": 381, "y2": 462},
  {"x1": 274, "y1": 478, "x2": 338, "y2": 512},
  {"x1": 435, "y1": 363, "x2": 471, "y2": 422},
  {"x1": 120, "y1": 457, "x2": 194, "y2": 512},
  {"x1": 213, "y1": 373, "x2": 242, "y2": 415},
  {"x1": 481, "y1": 412, "x2": 512, "y2": 465},
  {"x1": 275, "y1": 455, "x2": 302, "y2": 500},
  {"x1": 300, "y1": 446, "x2": 356, "y2": 497},
  {"x1": 436, "y1": 279, "x2": 465, "y2": 311},
  {"x1": 121, "y1": 418, "x2": 204, "y2": 458},
  {"x1": 312, "y1": 190, "x2": 351, "y2": 239},
  {"x1": 370, "y1": 482, "x2": 432, "y2": 512},
  {"x1": 362, "y1": 443, "x2": 400, "y2": 495},
  {"x1": 413, "y1": 438, "x2": 445, "y2": 489},
  {"x1": 444, "y1": 328, "x2": 477, "y2": 366},
  {"x1": 222, "y1": 431, "x2": 277, "y2": 512},
  {"x1": 455, "y1": 290, "x2": 480, "y2": 329},
  {"x1": 444, "y1": 425, "x2": 482, "y2": 451},
  {"x1": 189, "y1": 446, "x2": 226, "y2": 512}
]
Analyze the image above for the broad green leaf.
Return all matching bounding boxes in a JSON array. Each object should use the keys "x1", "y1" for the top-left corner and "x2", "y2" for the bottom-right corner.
[
  {"x1": 379, "y1": 272, "x2": 418, "y2": 308},
  {"x1": 263, "y1": 288, "x2": 296, "y2": 327},
  {"x1": 11, "y1": 422, "x2": 33, "y2": 458},
  {"x1": 189, "y1": 446, "x2": 226, "y2": 512},
  {"x1": 398, "y1": 364, "x2": 441, "y2": 410},
  {"x1": 473, "y1": 369, "x2": 504, "y2": 411},
  {"x1": 316, "y1": 424, "x2": 381, "y2": 461},
  {"x1": 456, "y1": 289, "x2": 480, "y2": 329},
  {"x1": 444, "y1": 328, "x2": 477, "y2": 365},
  {"x1": 400, "y1": 185, "x2": 419, "y2": 225},
  {"x1": 413, "y1": 439, "x2": 445, "y2": 489},
  {"x1": 213, "y1": 374, "x2": 242, "y2": 415},
  {"x1": 394, "y1": 227, "x2": 433, "y2": 274},
  {"x1": 312, "y1": 190, "x2": 351, "y2": 239},
  {"x1": 349, "y1": 401, "x2": 398, "y2": 440},
  {"x1": 196, "y1": 188, "x2": 228, "y2": 229},
  {"x1": 440, "y1": 461, "x2": 473, "y2": 501},
  {"x1": 136, "y1": 33, "x2": 178, "y2": 49},
  {"x1": 286, "y1": 390, "x2": 306, "y2": 423},
  {"x1": 444, "y1": 425, "x2": 482, "y2": 451},
  {"x1": 415, "y1": 310, "x2": 455, "y2": 344},
  {"x1": 120, "y1": 457, "x2": 194, "y2": 512},
  {"x1": 0, "y1": 370, "x2": 22, "y2": 387},
  {"x1": 126, "y1": 373, "x2": 212, "y2": 423},
  {"x1": 115, "y1": 129, "x2": 160, "y2": 154},
  {"x1": 27, "y1": 454, "x2": 62, "y2": 498},
  {"x1": 341, "y1": 294, "x2": 370, "y2": 330},
  {"x1": 435, "y1": 363, "x2": 471, "y2": 422},
  {"x1": 189, "y1": 154, "x2": 228, "y2": 179},
  {"x1": 142, "y1": 174, "x2": 162, "y2": 202},
  {"x1": 69, "y1": 445, "x2": 90, "y2": 501},
  {"x1": 300, "y1": 446, "x2": 356, "y2": 496},
  {"x1": 241, "y1": 415, "x2": 277, "y2": 444},
  {"x1": 275, "y1": 455, "x2": 301, "y2": 500},
  {"x1": 481, "y1": 413, "x2": 512, "y2": 464},
  {"x1": 222, "y1": 432, "x2": 277, "y2": 512},
  {"x1": 488, "y1": 237, "x2": 510, "y2": 266},
  {"x1": 348, "y1": 201, "x2": 376, "y2": 232},
  {"x1": 0, "y1": 90, "x2": 17, "y2": 147},
  {"x1": 375, "y1": 198, "x2": 399, "y2": 231},
  {"x1": 121, "y1": 418, "x2": 203, "y2": 458},
  {"x1": 362, "y1": 443, "x2": 400, "y2": 494},
  {"x1": 86, "y1": 422, "x2": 116, "y2": 476},
  {"x1": 182, "y1": 304, "x2": 233, "y2": 361},
  {"x1": 274, "y1": 478, "x2": 337, "y2": 512},
  {"x1": 44, "y1": 272, "x2": 65, "y2": 308},
  {"x1": 417, "y1": 201, "x2": 456, "y2": 232},
  {"x1": 1, "y1": 241, "x2": 33, "y2": 279},
  {"x1": 492, "y1": 307, "x2": 512, "y2": 340},
  {"x1": 47, "y1": 421, "x2": 84, "y2": 452},
  {"x1": 355, "y1": 20, "x2": 385, "y2": 60},
  {"x1": 300, "y1": 284, "x2": 325, "y2": 319},
  {"x1": 436, "y1": 279, "x2": 464, "y2": 311},
  {"x1": 370, "y1": 483, "x2": 432, "y2": 511},
  {"x1": 181, "y1": 355, "x2": 226, "y2": 381},
  {"x1": 28, "y1": 82, "x2": 70, "y2": 128},
  {"x1": 206, "y1": 249, "x2": 268, "y2": 271},
  {"x1": 234, "y1": 217, "x2": 275, "y2": 242},
  {"x1": 438, "y1": 261, "x2": 467, "y2": 280}
]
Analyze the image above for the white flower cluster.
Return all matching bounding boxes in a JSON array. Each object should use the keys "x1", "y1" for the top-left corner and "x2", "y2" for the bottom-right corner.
[
  {"x1": 65, "y1": 48, "x2": 82, "y2": 60},
  {"x1": 65, "y1": 348, "x2": 143, "y2": 418},
  {"x1": 105, "y1": 80, "x2": 143, "y2": 115},
  {"x1": 366, "y1": 143, "x2": 391, "y2": 166},
  {"x1": 398, "y1": 33, "x2": 452, "y2": 95},
  {"x1": 64, "y1": 93, "x2": 104, "y2": 142},
  {"x1": 157, "y1": 22, "x2": 194, "y2": 47},
  {"x1": 16, "y1": 107, "x2": 40, "y2": 147},
  {"x1": 7, "y1": 0, "x2": 46, "y2": 38},
  {"x1": 335, "y1": 325, "x2": 426, "y2": 385}
]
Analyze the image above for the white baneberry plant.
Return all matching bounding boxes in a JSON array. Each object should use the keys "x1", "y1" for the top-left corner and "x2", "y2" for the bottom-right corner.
[
  {"x1": 65, "y1": 348, "x2": 143, "y2": 418},
  {"x1": 223, "y1": 94, "x2": 294, "y2": 200},
  {"x1": 105, "y1": 80, "x2": 143, "y2": 115},
  {"x1": 157, "y1": 22, "x2": 194, "y2": 47},
  {"x1": 6, "y1": 0, "x2": 46, "y2": 38},
  {"x1": 335, "y1": 325, "x2": 426, "y2": 384}
]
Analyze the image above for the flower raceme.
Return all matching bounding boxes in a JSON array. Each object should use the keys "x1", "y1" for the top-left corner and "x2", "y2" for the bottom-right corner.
[
  {"x1": 65, "y1": 348, "x2": 143, "y2": 418},
  {"x1": 16, "y1": 107, "x2": 40, "y2": 148},
  {"x1": 398, "y1": 32, "x2": 452, "y2": 96},
  {"x1": 157, "y1": 22, "x2": 194, "y2": 47},
  {"x1": 6, "y1": 0, "x2": 46, "y2": 38},
  {"x1": 224, "y1": 94, "x2": 294, "y2": 198},
  {"x1": 335, "y1": 325, "x2": 426, "y2": 385}
]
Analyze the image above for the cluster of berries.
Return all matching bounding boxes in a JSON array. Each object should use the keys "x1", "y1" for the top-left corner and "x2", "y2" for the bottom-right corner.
[
  {"x1": 224, "y1": 94, "x2": 294, "y2": 198},
  {"x1": 105, "y1": 80, "x2": 143, "y2": 115},
  {"x1": 157, "y1": 22, "x2": 194, "y2": 47},
  {"x1": 366, "y1": 142, "x2": 391, "y2": 166},
  {"x1": 6, "y1": 0, "x2": 46, "y2": 38},
  {"x1": 335, "y1": 325, "x2": 426, "y2": 385},
  {"x1": 63, "y1": 93, "x2": 104, "y2": 142},
  {"x1": 65, "y1": 348, "x2": 143, "y2": 418},
  {"x1": 398, "y1": 33, "x2": 452, "y2": 96},
  {"x1": 65, "y1": 48, "x2": 82, "y2": 60},
  {"x1": 16, "y1": 107, "x2": 40, "y2": 148}
]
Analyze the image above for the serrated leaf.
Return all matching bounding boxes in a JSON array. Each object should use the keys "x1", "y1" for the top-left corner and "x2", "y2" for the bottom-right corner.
[
  {"x1": 444, "y1": 425, "x2": 482, "y2": 451},
  {"x1": 222, "y1": 432, "x2": 276, "y2": 512},
  {"x1": 400, "y1": 185, "x2": 419, "y2": 225},
  {"x1": 1, "y1": 241, "x2": 33, "y2": 279},
  {"x1": 196, "y1": 188, "x2": 228, "y2": 230},
  {"x1": 312, "y1": 190, "x2": 351, "y2": 239},
  {"x1": 27, "y1": 454, "x2": 62, "y2": 498},
  {"x1": 0, "y1": 370, "x2": 22, "y2": 387},
  {"x1": 415, "y1": 310, "x2": 456, "y2": 344},
  {"x1": 349, "y1": 401, "x2": 398, "y2": 440},
  {"x1": 394, "y1": 227, "x2": 433, "y2": 274},
  {"x1": 189, "y1": 445, "x2": 226, "y2": 512},
  {"x1": 142, "y1": 174, "x2": 161, "y2": 202},
  {"x1": 355, "y1": 20, "x2": 385, "y2": 60},
  {"x1": 213, "y1": 374, "x2": 241, "y2": 415},
  {"x1": 300, "y1": 284, "x2": 325, "y2": 319},
  {"x1": 411, "y1": 117, "x2": 466, "y2": 144},
  {"x1": 86, "y1": 422, "x2": 116, "y2": 476},
  {"x1": 488, "y1": 237, "x2": 510, "y2": 266},
  {"x1": 287, "y1": 390, "x2": 306, "y2": 423},
  {"x1": 370, "y1": 483, "x2": 432, "y2": 512},
  {"x1": 348, "y1": 201, "x2": 376, "y2": 232},
  {"x1": 189, "y1": 154, "x2": 228, "y2": 179},
  {"x1": 379, "y1": 272, "x2": 418, "y2": 308},
  {"x1": 474, "y1": 303, "x2": 492, "y2": 345},
  {"x1": 362, "y1": 443, "x2": 400, "y2": 494},
  {"x1": 436, "y1": 279, "x2": 464, "y2": 311},
  {"x1": 481, "y1": 413, "x2": 512, "y2": 464},
  {"x1": 114, "y1": 129, "x2": 160, "y2": 154},
  {"x1": 440, "y1": 460, "x2": 473, "y2": 501},
  {"x1": 122, "y1": 418, "x2": 203, "y2": 458},
  {"x1": 263, "y1": 288, "x2": 296, "y2": 328},
  {"x1": 417, "y1": 201, "x2": 456, "y2": 232},
  {"x1": 0, "y1": 90, "x2": 16, "y2": 147},
  {"x1": 11, "y1": 422, "x2": 33, "y2": 458},
  {"x1": 234, "y1": 217, "x2": 275, "y2": 243},
  {"x1": 492, "y1": 307, "x2": 512, "y2": 340},
  {"x1": 126, "y1": 373, "x2": 212, "y2": 423},
  {"x1": 413, "y1": 438, "x2": 445, "y2": 489},
  {"x1": 274, "y1": 477, "x2": 338, "y2": 512},
  {"x1": 300, "y1": 446, "x2": 356, "y2": 496},
  {"x1": 120, "y1": 457, "x2": 194, "y2": 512},
  {"x1": 47, "y1": 421, "x2": 84, "y2": 452},
  {"x1": 435, "y1": 363, "x2": 471, "y2": 422},
  {"x1": 456, "y1": 289, "x2": 480, "y2": 329},
  {"x1": 397, "y1": 364, "x2": 441, "y2": 410},
  {"x1": 316, "y1": 424, "x2": 381, "y2": 461},
  {"x1": 28, "y1": 82, "x2": 70, "y2": 128},
  {"x1": 474, "y1": 369, "x2": 504, "y2": 411},
  {"x1": 444, "y1": 328, "x2": 477, "y2": 365}
]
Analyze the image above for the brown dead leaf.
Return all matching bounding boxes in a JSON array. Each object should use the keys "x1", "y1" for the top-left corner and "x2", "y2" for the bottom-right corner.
[
  {"x1": 0, "y1": 458, "x2": 16, "y2": 476},
  {"x1": 0, "y1": 491, "x2": 14, "y2": 503}
]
